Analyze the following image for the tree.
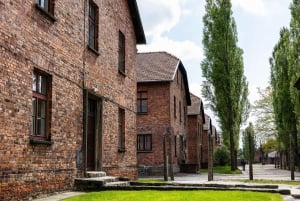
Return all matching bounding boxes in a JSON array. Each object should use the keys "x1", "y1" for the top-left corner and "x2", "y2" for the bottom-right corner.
[
  {"x1": 270, "y1": 28, "x2": 298, "y2": 179},
  {"x1": 252, "y1": 86, "x2": 276, "y2": 142},
  {"x1": 201, "y1": 0, "x2": 250, "y2": 171},
  {"x1": 289, "y1": 0, "x2": 300, "y2": 132}
]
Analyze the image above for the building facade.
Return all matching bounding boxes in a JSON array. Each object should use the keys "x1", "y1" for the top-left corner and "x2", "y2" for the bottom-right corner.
[
  {"x1": 136, "y1": 52, "x2": 191, "y2": 176},
  {"x1": 0, "y1": 0, "x2": 145, "y2": 200},
  {"x1": 184, "y1": 93, "x2": 205, "y2": 173}
]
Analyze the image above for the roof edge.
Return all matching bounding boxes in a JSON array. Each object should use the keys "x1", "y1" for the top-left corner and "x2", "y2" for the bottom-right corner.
[{"x1": 127, "y1": 0, "x2": 146, "y2": 44}]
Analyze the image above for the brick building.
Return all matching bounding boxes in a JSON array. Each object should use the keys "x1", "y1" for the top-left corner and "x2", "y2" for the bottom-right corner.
[
  {"x1": 0, "y1": 0, "x2": 145, "y2": 200},
  {"x1": 136, "y1": 52, "x2": 191, "y2": 176},
  {"x1": 183, "y1": 93, "x2": 205, "y2": 173},
  {"x1": 200, "y1": 114, "x2": 219, "y2": 168}
]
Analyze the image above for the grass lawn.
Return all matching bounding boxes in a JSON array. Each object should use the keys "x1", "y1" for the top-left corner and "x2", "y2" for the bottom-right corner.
[
  {"x1": 63, "y1": 190, "x2": 283, "y2": 201},
  {"x1": 234, "y1": 179, "x2": 300, "y2": 185},
  {"x1": 137, "y1": 178, "x2": 167, "y2": 183},
  {"x1": 200, "y1": 166, "x2": 242, "y2": 174}
]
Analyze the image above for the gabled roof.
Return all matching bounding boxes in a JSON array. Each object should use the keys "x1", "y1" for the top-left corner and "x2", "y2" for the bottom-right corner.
[
  {"x1": 188, "y1": 93, "x2": 205, "y2": 123},
  {"x1": 203, "y1": 114, "x2": 212, "y2": 131},
  {"x1": 137, "y1": 52, "x2": 191, "y2": 105},
  {"x1": 127, "y1": 0, "x2": 146, "y2": 44}
]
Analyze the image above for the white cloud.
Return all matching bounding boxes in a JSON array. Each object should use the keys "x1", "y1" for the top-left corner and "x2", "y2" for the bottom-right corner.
[
  {"x1": 137, "y1": 0, "x2": 182, "y2": 37},
  {"x1": 232, "y1": 0, "x2": 268, "y2": 16},
  {"x1": 138, "y1": 36, "x2": 203, "y2": 62}
]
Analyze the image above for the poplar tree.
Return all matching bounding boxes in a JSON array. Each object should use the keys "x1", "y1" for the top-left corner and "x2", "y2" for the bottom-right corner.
[
  {"x1": 270, "y1": 28, "x2": 298, "y2": 177},
  {"x1": 201, "y1": 0, "x2": 249, "y2": 170}
]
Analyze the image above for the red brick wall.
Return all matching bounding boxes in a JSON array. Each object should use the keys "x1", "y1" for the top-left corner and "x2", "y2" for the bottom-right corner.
[
  {"x1": 137, "y1": 68, "x2": 189, "y2": 174},
  {"x1": 0, "y1": 0, "x2": 138, "y2": 200}
]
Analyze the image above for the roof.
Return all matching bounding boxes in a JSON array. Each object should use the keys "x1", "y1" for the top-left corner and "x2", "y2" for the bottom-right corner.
[
  {"x1": 137, "y1": 52, "x2": 191, "y2": 105},
  {"x1": 188, "y1": 93, "x2": 205, "y2": 123},
  {"x1": 268, "y1": 151, "x2": 278, "y2": 158},
  {"x1": 203, "y1": 114, "x2": 212, "y2": 131},
  {"x1": 127, "y1": 0, "x2": 146, "y2": 44}
]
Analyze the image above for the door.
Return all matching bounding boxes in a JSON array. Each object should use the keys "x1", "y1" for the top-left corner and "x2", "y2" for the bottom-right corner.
[{"x1": 87, "y1": 98, "x2": 96, "y2": 171}]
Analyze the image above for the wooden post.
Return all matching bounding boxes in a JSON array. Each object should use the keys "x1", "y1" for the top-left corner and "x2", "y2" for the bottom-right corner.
[
  {"x1": 248, "y1": 131, "x2": 253, "y2": 180},
  {"x1": 163, "y1": 135, "x2": 168, "y2": 181},
  {"x1": 208, "y1": 134, "x2": 213, "y2": 181}
]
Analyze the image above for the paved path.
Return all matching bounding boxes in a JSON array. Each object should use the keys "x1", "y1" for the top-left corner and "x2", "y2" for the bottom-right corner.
[{"x1": 34, "y1": 164, "x2": 300, "y2": 201}]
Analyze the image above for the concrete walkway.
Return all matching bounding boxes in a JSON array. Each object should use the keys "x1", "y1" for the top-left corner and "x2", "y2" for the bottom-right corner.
[{"x1": 34, "y1": 164, "x2": 300, "y2": 201}]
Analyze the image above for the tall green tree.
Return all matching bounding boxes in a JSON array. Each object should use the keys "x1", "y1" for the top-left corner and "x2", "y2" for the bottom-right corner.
[
  {"x1": 289, "y1": 0, "x2": 300, "y2": 130},
  {"x1": 201, "y1": 0, "x2": 250, "y2": 171},
  {"x1": 242, "y1": 124, "x2": 256, "y2": 162},
  {"x1": 252, "y1": 86, "x2": 276, "y2": 142},
  {"x1": 270, "y1": 28, "x2": 298, "y2": 176}
]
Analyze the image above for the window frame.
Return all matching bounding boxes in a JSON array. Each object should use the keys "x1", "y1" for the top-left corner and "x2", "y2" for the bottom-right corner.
[
  {"x1": 174, "y1": 96, "x2": 176, "y2": 119},
  {"x1": 88, "y1": 0, "x2": 99, "y2": 54},
  {"x1": 137, "y1": 134, "x2": 152, "y2": 152},
  {"x1": 31, "y1": 69, "x2": 52, "y2": 144},
  {"x1": 137, "y1": 91, "x2": 148, "y2": 114},
  {"x1": 35, "y1": 0, "x2": 56, "y2": 21},
  {"x1": 118, "y1": 30, "x2": 126, "y2": 75},
  {"x1": 118, "y1": 108, "x2": 126, "y2": 152}
]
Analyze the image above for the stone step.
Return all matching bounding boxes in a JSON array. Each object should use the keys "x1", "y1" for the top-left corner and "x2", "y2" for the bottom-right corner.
[
  {"x1": 105, "y1": 181, "x2": 130, "y2": 187},
  {"x1": 74, "y1": 176, "x2": 119, "y2": 190},
  {"x1": 86, "y1": 171, "x2": 107, "y2": 178}
]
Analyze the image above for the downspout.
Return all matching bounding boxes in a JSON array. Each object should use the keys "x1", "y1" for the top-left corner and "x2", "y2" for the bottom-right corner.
[{"x1": 82, "y1": 0, "x2": 87, "y2": 177}]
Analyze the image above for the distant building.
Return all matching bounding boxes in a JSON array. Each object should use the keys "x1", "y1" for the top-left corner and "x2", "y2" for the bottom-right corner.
[
  {"x1": 136, "y1": 52, "x2": 191, "y2": 176},
  {"x1": 183, "y1": 93, "x2": 205, "y2": 173}
]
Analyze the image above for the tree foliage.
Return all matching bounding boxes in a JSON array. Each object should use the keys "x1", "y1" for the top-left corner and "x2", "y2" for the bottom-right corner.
[
  {"x1": 242, "y1": 123, "x2": 256, "y2": 161},
  {"x1": 252, "y1": 86, "x2": 276, "y2": 142},
  {"x1": 270, "y1": 27, "x2": 298, "y2": 168},
  {"x1": 201, "y1": 0, "x2": 250, "y2": 170},
  {"x1": 214, "y1": 146, "x2": 230, "y2": 166}
]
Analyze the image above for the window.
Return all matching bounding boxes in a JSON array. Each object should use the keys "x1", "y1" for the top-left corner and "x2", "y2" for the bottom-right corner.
[
  {"x1": 174, "y1": 136, "x2": 177, "y2": 157},
  {"x1": 174, "y1": 96, "x2": 176, "y2": 118},
  {"x1": 35, "y1": 0, "x2": 56, "y2": 20},
  {"x1": 179, "y1": 101, "x2": 182, "y2": 123},
  {"x1": 88, "y1": 0, "x2": 99, "y2": 52},
  {"x1": 137, "y1": 134, "x2": 152, "y2": 152},
  {"x1": 137, "y1": 91, "x2": 148, "y2": 114},
  {"x1": 118, "y1": 108, "x2": 125, "y2": 151},
  {"x1": 32, "y1": 70, "x2": 51, "y2": 141},
  {"x1": 118, "y1": 31, "x2": 126, "y2": 74}
]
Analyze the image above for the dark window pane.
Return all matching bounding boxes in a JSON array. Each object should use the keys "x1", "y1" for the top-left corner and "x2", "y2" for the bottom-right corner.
[
  {"x1": 40, "y1": 75, "x2": 47, "y2": 95},
  {"x1": 32, "y1": 98, "x2": 36, "y2": 135}
]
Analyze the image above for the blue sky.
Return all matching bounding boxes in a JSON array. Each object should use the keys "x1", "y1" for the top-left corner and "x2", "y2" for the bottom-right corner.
[{"x1": 137, "y1": 0, "x2": 291, "y2": 128}]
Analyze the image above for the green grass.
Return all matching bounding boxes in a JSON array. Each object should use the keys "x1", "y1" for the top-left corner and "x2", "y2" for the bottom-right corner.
[
  {"x1": 200, "y1": 166, "x2": 242, "y2": 174},
  {"x1": 137, "y1": 178, "x2": 167, "y2": 183},
  {"x1": 63, "y1": 190, "x2": 283, "y2": 201},
  {"x1": 234, "y1": 179, "x2": 300, "y2": 185}
]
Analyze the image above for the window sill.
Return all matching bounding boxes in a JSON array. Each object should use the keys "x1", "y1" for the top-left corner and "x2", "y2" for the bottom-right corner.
[
  {"x1": 137, "y1": 112, "x2": 148, "y2": 115},
  {"x1": 30, "y1": 138, "x2": 53, "y2": 145},
  {"x1": 137, "y1": 151, "x2": 152, "y2": 153},
  {"x1": 87, "y1": 45, "x2": 100, "y2": 56},
  {"x1": 35, "y1": 4, "x2": 56, "y2": 22},
  {"x1": 118, "y1": 148, "x2": 126, "y2": 153},
  {"x1": 118, "y1": 70, "x2": 126, "y2": 77}
]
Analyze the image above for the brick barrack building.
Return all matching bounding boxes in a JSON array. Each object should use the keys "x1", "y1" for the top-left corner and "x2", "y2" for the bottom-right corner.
[
  {"x1": 0, "y1": 0, "x2": 145, "y2": 200},
  {"x1": 136, "y1": 52, "x2": 191, "y2": 176}
]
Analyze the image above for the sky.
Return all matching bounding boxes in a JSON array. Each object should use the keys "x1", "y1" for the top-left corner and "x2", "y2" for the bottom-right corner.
[{"x1": 136, "y1": 0, "x2": 292, "y2": 129}]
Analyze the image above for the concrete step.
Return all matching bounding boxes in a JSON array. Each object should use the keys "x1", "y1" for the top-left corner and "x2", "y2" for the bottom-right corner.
[
  {"x1": 105, "y1": 181, "x2": 130, "y2": 187},
  {"x1": 86, "y1": 171, "x2": 107, "y2": 178},
  {"x1": 74, "y1": 176, "x2": 119, "y2": 190}
]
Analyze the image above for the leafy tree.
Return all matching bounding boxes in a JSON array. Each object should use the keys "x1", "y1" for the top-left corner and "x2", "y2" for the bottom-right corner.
[
  {"x1": 289, "y1": 0, "x2": 300, "y2": 131},
  {"x1": 201, "y1": 0, "x2": 250, "y2": 170},
  {"x1": 242, "y1": 125, "x2": 256, "y2": 162},
  {"x1": 270, "y1": 28, "x2": 298, "y2": 176},
  {"x1": 261, "y1": 138, "x2": 277, "y2": 153},
  {"x1": 252, "y1": 86, "x2": 276, "y2": 142},
  {"x1": 214, "y1": 146, "x2": 230, "y2": 166}
]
